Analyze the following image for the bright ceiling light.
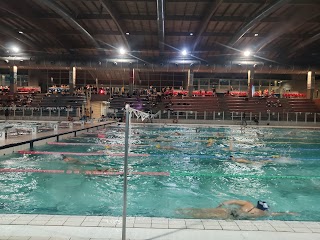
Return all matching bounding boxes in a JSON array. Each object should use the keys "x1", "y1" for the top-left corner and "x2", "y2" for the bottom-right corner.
[
  {"x1": 181, "y1": 49, "x2": 188, "y2": 56},
  {"x1": 11, "y1": 46, "x2": 20, "y2": 53},
  {"x1": 189, "y1": 33, "x2": 193, "y2": 36},
  {"x1": 243, "y1": 50, "x2": 251, "y2": 57},
  {"x1": 119, "y1": 47, "x2": 126, "y2": 55},
  {"x1": 18, "y1": 31, "x2": 24, "y2": 34},
  {"x1": 125, "y1": 32, "x2": 130, "y2": 35},
  {"x1": 254, "y1": 33, "x2": 259, "y2": 37}
]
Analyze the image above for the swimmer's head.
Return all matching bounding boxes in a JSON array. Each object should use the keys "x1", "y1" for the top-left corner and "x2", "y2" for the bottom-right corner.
[
  {"x1": 229, "y1": 155, "x2": 233, "y2": 159},
  {"x1": 207, "y1": 138, "x2": 214, "y2": 143},
  {"x1": 156, "y1": 144, "x2": 161, "y2": 149},
  {"x1": 272, "y1": 155, "x2": 280, "y2": 158},
  {"x1": 61, "y1": 154, "x2": 66, "y2": 159},
  {"x1": 105, "y1": 145, "x2": 111, "y2": 149},
  {"x1": 257, "y1": 200, "x2": 269, "y2": 211}
]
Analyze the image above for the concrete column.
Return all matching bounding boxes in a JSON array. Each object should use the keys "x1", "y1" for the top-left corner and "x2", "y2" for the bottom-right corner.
[
  {"x1": 187, "y1": 69, "x2": 194, "y2": 97},
  {"x1": 1, "y1": 75, "x2": 5, "y2": 86},
  {"x1": 307, "y1": 71, "x2": 315, "y2": 99},
  {"x1": 129, "y1": 68, "x2": 134, "y2": 96},
  {"x1": 53, "y1": 123, "x2": 58, "y2": 133},
  {"x1": 31, "y1": 126, "x2": 38, "y2": 137},
  {"x1": 95, "y1": 78, "x2": 99, "y2": 90},
  {"x1": 0, "y1": 130, "x2": 5, "y2": 141},
  {"x1": 247, "y1": 69, "x2": 254, "y2": 98},
  {"x1": 69, "y1": 66, "x2": 76, "y2": 95},
  {"x1": 10, "y1": 66, "x2": 18, "y2": 94}
]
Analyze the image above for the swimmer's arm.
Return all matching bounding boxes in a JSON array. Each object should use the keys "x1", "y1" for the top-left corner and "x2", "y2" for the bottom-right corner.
[
  {"x1": 219, "y1": 200, "x2": 249, "y2": 207},
  {"x1": 270, "y1": 212, "x2": 299, "y2": 216}
]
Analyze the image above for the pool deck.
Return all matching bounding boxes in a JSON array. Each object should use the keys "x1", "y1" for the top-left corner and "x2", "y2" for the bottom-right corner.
[
  {"x1": 0, "y1": 121, "x2": 116, "y2": 155},
  {"x1": 0, "y1": 215, "x2": 320, "y2": 240}
]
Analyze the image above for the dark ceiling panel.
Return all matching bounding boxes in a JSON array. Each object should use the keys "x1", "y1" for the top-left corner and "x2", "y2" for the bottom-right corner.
[{"x1": 0, "y1": 0, "x2": 320, "y2": 81}]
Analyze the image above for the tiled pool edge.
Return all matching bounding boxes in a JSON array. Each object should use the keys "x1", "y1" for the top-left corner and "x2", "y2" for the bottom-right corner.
[{"x1": 0, "y1": 214, "x2": 320, "y2": 233}]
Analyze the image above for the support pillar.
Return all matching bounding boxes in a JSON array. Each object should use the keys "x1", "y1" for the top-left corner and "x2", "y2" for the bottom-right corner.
[
  {"x1": 187, "y1": 69, "x2": 194, "y2": 97},
  {"x1": 1, "y1": 75, "x2": 5, "y2": 86},
  {"x1": 247, "y1": 69, "x2": 254, "y2": 98},
  {"x1": 53, "y1": 123, "x2": 58, "y2": 133},
  {"x1": 307, "y1": 71, "x2": 315, "y2": 99},
  {"x1": 69, "y1": 66, "x2": 76, "y2": 95},
  {"x1": 31, "y1": 126, "x2": 38, "y2": 138},
  {"x1": 0, "y1": 130, "x2": 5, "y2": 141},
  {"x1": 129, "y1": 68, "x2": 134, "y2": 96},
  {"x1": 10, "y1": 66, "x2": 18, "y2": 94}
]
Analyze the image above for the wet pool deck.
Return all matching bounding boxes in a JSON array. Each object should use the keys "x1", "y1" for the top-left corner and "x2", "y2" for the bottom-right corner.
[{"x1": 0, "y1": 215, "x2": 320, "y2": 240}]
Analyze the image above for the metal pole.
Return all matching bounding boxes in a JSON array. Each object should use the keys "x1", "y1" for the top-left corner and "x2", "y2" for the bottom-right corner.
[{"x1": 122, "y1": 104, "x2": 130, "y2": 240}]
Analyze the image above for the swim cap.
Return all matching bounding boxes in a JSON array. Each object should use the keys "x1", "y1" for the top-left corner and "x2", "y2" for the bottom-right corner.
[
  {"x1": 156, "y1": 144, "x2": 161, "y2": 149},
  {"x1": 105, "y1": 145, "x2": 111, "y2": 149},
  {"x1": 257, "y1": 200, "x2": 269, "y2": 211}
]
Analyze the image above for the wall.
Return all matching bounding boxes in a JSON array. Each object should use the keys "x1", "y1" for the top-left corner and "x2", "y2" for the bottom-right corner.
[
  {"x1": 28, "y1": 70, "x2": 46, "y2": 92},
  {"x1": 290, "y1": 74, "x2": 307, "y2": 93}
]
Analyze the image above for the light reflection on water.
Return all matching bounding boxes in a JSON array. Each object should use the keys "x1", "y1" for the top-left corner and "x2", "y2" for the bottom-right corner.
[{"x1": 0, "y1": 125, "x2": 320, "y2": 220}]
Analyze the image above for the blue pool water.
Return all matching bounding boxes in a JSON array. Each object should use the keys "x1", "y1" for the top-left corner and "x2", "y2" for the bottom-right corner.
[{"x1": 1, "y1": 124, "x2": 320, "y2": 221}]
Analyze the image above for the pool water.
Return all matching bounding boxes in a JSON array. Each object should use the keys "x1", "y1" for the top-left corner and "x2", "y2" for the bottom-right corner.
[{"x1": 1, "y1": 124, "x2": 320, "y2": 221}]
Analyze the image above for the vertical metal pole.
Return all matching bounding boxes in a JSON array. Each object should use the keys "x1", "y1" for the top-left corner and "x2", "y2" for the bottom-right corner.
[{"x1": 122, "y1": 104, "x2": 130, "y2": 240}]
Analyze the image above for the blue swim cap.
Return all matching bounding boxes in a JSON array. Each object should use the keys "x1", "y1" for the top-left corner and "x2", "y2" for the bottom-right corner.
[{"x1": 257, "y1": 200, "x2": 269, "y2": 211}]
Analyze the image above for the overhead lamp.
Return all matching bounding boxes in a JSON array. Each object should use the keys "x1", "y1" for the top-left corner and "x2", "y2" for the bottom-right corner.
[
  {"x1": 181, "y1": 49, "x2": 188, "y2": 56},
  {"x1": 125, "y1": 32, "x2": 130, "y2": 35},
  {"x1": 11, "y1": 46, "x2": 20, "y2": 53},
  {"x1": 243, "y1": 50, "x2": 251, "y2": 57},
  {"x1": 254, "y1": 33, "x2": 259, "y2": 37},
  {"x1": 119, "y1": 47, "x2": 126, "y2": 55},
  {"x1": 4, "y1": 59, "x2": 9, "y2": 63},
  {"x1": 18, "y1": 31, "x2": 24, "y2": 34},
  {"x1": 189, "y1": 33, "x2": 193, "y2": 36}
]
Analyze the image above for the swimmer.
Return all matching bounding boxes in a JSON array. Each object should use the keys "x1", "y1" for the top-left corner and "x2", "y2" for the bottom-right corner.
[
  {"x1": 207, "y1": 138, "x2": 215, "y2": 147},
  {"x1": 155, "y1": 144, "x2": 178, "y2": 151},
  {"x1": 62, "y1": 155, "x2": 82, "y2": 164},
  {"x1": 256, "y1": 132, "x2": 264, "y2": 137},
  {"x1": 154, "y1": 136, "x2": 172, "y2": 142},
  {"x1": 62, "y1": 155, "x2": 101, "y2": 165},
  {"x1": 229, "y1": 156, "x2": 273, "y2": 164},
  {"x1": 177, "y1": 200, "x2": 296, "y2": 219},
  {"x1": 96, "y1": 167, "x2": 118, "y2": 173},
  {"x1": 174, "y1": 132, "x2": 182, "y2": 136}
]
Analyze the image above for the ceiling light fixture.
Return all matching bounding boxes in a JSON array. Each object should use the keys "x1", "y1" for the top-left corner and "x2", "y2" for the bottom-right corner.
[
  {"x1": 18, "y1": 31, "x2": 24, "y2": 34},
  {"x1": 119, "y1": 47, "x2": 126, "y2": 55},
  {"x1": 254, "y1": 33, "x2": 259, "y2": 37},
  {"x1": 11, "y1": 46, "x2": 20, "y2": 53},
  {"x1": 243, "y1": 50, "x2": 252, "y2": 57},
  {"x1": 181, "y1": 49, "x2": 188, "y2": 56}
]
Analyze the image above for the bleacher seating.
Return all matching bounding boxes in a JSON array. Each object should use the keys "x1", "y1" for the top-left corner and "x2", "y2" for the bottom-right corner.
[
  {"x1": 162, "y1": 96, "x2": 220, "y2": 113},
  {"x1": 30, "y1": 94, "x2": 86, "y2": 108},
  {"x1": 109, "y1": 96, "x2": 155, "y2": 119},
  {"x1": 286, "y1": 99, "x2": 320, "y2": 112}
]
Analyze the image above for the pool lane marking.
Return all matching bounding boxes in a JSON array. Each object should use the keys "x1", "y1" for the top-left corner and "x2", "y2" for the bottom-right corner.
[
  {"x1": 47, "y1": 142, "x2": 149, "y2": 147},
  {"x1": 1, "y1": 168, "x2": 319, "y2": 179},
  {"x1": 18, "y1": 150, "x2": 150, "y2": 157},
  {"x1": 0, "y1": 168, "x2": 169, "y2": 176}
]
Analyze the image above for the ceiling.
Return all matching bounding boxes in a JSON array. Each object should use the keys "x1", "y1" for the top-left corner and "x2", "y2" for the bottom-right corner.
[{"x1": 0, "y1": 0, "x2": 320, "y2": 83}]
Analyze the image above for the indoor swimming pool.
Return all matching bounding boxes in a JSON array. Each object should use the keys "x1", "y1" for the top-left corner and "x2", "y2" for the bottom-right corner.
[{"x1": 0, "y1": 124, "x2": 320, "y2": 221}]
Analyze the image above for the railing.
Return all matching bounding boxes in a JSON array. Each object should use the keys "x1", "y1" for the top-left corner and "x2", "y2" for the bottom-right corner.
[
  {"x1": 145, "y1": 110, "x2": 320, "y2": 125},
  {"x1": 0, "y1": 106, "x2": 81, "y2": 120}
]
